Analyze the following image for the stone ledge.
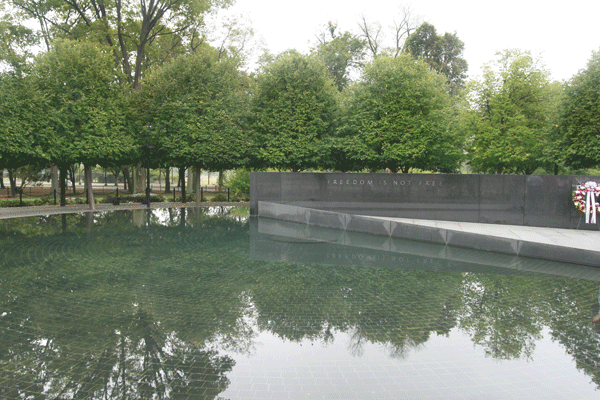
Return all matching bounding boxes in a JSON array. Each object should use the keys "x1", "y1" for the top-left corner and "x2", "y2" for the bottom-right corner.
[{"x1": 256, "y1": 201, "x2": 600, "y2": 268}]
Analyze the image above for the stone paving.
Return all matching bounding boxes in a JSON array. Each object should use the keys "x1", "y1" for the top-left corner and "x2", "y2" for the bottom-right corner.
[
  {"x1": 378, "y1": 216, "x2": 600, "y2": 268},
  {"x1": 376, "y1": 216, "x2": 600, "y2": 253}
]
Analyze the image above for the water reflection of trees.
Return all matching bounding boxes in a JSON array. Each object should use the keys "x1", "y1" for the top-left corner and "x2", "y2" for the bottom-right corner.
[
  {"x1": 0, "y1": 207, "x2": 247, "y2": 399},
  {"x1": 246, "y1": 264, "x2": 462, "y2": 358},
  {"x1": 455, "y1": 272, "x2": 600, "y2": 374},
  {"x1": 1, "y1": 305, "x2": 233, "y2": 399},
  {"x1": 547, "y1": 283, "x2": 600, "y2": 387},
  {"x1": 2, "y1": 208, "x2": 600, "y2": 396},
  {"x1": 456, "y1": 273, "x2": 550, "y2": 360}
]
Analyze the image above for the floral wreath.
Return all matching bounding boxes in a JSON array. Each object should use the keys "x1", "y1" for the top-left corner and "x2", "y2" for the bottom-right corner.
[{"x1": 572, "y1": 181, "x2": 600, "y2": 223}]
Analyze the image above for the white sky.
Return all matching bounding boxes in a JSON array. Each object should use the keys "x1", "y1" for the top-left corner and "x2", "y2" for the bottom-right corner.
[{"x1": 216, "y1": 0, "x2": 600, "y2": 82}]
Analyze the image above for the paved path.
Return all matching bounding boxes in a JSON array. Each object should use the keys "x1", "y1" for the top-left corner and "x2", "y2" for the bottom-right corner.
[
  {"x1": 0, "y1": 201, "x2": 249, "y2": 219},
  {"x1": 370, "y1": 216, "x2": 600, "y2": 267},
  {"x1": 374, "y1": 216, "x2": 600, "y2": 253}
]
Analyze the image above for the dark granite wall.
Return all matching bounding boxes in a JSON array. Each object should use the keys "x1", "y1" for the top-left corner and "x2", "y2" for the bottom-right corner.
[{"x1": 250, "y1": 172, "x2": 600, "y2": 230}]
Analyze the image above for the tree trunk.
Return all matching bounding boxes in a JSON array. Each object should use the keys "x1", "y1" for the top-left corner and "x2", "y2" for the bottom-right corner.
[
  {"x1": 68, "y1": 165, "x2": 74, "y2": 193},
  {"x1": 123, "y1": 167, "x2": 133, "y2": 193},
  {"x1": 188, "y1": 167, "x2": 196, "y2": 194},
  {"x1": 59, "y1": 166, "x2": 67, "y2": 206},
  {"x1": 68, "y1": 165, "x2": 77, "y2": 194},
  {"x1": 134, "y1": 165, "x2": 146, "y2": 194},
  {"x1": 179, "y1": 167, "x2": 186, "y2": 203},
  {"x1": 194, "y1": 166, "x2": 202, "y2": 207},
  {"x1": 51, "y1": 165, "x2": 59, "y2": 192},
  {"x1": 7, "y1": 169, "x2": 18, "y2": 197},
  {"x1": 0, "y1": 170, "x2": 5, "y2": 189},
  {"x1": 164, "y1": 168, "x2": 171, "y2": 193},
  {"x1": 7, "y1": 169, "x2": 15, "y2": 197},
  {"x1": 112, "y1": 168, "x2": 120, "y2": 186},
  {"x1": 218, "y1": 171, "x2": 225, "y2": 191},
  {"x1": 84, "y1": 165, "x2": 96, "y2": 211}
]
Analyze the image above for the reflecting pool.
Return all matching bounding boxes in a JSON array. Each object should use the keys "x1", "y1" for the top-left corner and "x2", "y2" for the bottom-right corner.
[{"x1": 1, "y1": 207, "x2": 600, "y2": 399}]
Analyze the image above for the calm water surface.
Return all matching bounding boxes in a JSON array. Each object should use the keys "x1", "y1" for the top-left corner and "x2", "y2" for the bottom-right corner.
[{"x1": 1, "y1": 207, "x2": 600, "y2": 399}]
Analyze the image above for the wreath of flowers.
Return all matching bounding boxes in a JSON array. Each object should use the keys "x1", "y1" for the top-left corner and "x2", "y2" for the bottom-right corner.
[{"x1": 572, "y1": 181, "x2": 600, "y2": 215}]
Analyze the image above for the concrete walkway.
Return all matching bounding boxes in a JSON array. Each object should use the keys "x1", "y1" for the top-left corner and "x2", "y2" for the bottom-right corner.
[
  {"x1": 369, "y1": 216, "x2": 600, "y2": 267},
  {"x1": 373, "y1": 216, "x2": 600, "y2": 253},
  {"x1": 0, "y1": 201, "x2": 249, "y2": 220}
]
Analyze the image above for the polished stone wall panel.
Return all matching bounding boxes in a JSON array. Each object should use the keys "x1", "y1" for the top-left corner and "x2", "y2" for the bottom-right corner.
[
  {"x1": 523, "y1": 175, "x2": 572, "y2": 228},
  {"x1": 251, "y1": 172, "x2": 600, "y2": 230},
  {"x1": 477, "y1": 174, "x2": 525, "y2": 225},
  {"x1": 250, "y1": 172, "x2": 281, "y2": 215}
]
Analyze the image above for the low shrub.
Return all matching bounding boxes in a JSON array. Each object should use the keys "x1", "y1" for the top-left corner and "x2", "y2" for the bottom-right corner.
[
  {"x1": 226, "y1": 169, "x2": 250, "y2": 197},
  {"x1": 211, "y1": 192, "x2": 229, "y2": 202},
  {"x1": 0, "y1": 196, "x2": 54, "y2": 207}
]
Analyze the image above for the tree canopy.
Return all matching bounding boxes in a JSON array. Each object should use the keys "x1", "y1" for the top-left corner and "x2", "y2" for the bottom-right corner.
[
  {"x1": 312, "y1": 21, "x2": 366, "y2": 92},
  {"x1": 11, "y1": 0, "x2": 233, "y2": 89},
  {"x1": 0, "y1": 67, "x2": 44, "y2": 171},
  {"x1": 461, "y1": 49, "x2": 556, "y2": 174},
  {"x1": 343, "y1": 54, "x2": 464, "y2": 173},
  {"x1": 4, "y1": 0, "x2": 600, "y2": 180},
  {"x1": 34, "y1": 39, "x2": 135, "y2": 169},
  {"x1": 251, "y1": 51, "x2": 339, "y2": 171},
  {"x1": 404, "y1": 22, "x2": 468, "y2": 96},
  {"x1": 559, "y1": 50, "x2": 600, "y2": 169},
  {"x1": 140, "y1": 46, "x2": 252, "y2": 172}
]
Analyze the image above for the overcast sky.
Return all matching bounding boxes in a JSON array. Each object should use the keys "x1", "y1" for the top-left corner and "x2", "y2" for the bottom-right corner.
[{"x1": 215, "y1": 0, "x2": 600, "y2": 82}]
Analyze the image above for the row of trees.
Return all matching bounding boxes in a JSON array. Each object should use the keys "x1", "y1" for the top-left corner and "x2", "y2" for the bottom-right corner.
[{"x1": 1, "y1": 1, "x2": 600, "y2": 208}]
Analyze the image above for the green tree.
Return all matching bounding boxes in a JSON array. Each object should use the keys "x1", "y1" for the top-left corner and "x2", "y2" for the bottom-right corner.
[
  {"x1": 11, "y1": 0, "x2": 233, "y2": 89},
  {"x1": 538, "y1": 81, "x2": 566, "y2": 174},
  {"x1": 404, "y1": 22, "x2": 468, "y2": 96},
  {"x1": 140, "y1": 46, "x2": 251, "y2": 203},
  {"x1": 0, "y1": 68, "x2": 47, "y2": 196},
  {"x1": 0, "y1": 8, "x2": 46, "y2": 196},
  {"x1": 0, "y1": 9, "x2": 37, "y2": 69},
  {"x1": 34, "y1": 39, "x2": 135, "y2": 207},
  {"x1": 251, "y1": 51, "x2": 339, "y2": 171},
  {"x1": 311, "y1": 21, "x2": 366, "y2": 92},
  {"x1": 344, "y1": 54, "x2": 463, "y2": 173},
  {"x1": 10, "y1": 0, "x2": 236, "y2": 194},
  {"x1": 461, "y1": 50, "x2": 556, "y2": 174},
  {"x1": 559, "y1": 50, "x2": 600, "y2": 170}
]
